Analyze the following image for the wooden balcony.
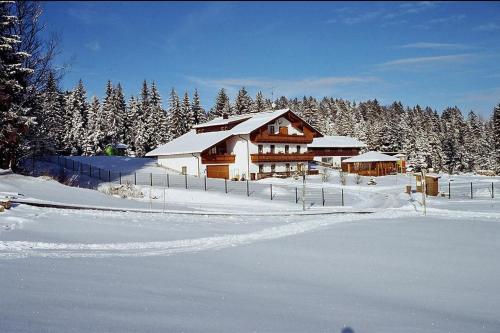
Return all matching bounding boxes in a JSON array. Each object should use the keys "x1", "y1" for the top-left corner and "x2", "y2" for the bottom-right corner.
[
  {"x1": 251, "y1": 153, "x2": 315, "y2": 163},
  {"x1": 201, "y1": 154, "x2": 235, "y2": 164},
  {"x1": 251, "y1": 133, "x2": 313, "y2": 144}
]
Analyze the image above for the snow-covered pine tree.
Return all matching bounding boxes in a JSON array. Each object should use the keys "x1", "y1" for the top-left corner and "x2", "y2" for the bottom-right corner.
[
  {"x1": 301, "y1": 96, "x2": 319, "y2": 129},
  {"x1": 180, "y1": 91, "x2": 194, "y2": 134},
  {"x1": 494, "y1": 103, "x2": 500, "y2": 173},
  {"x1": 274, "y1": 96, "x2": 289, "y2": 110},
  {"x1": 64, "y1": 80, "x2": 88, "y2": 154},
  {"x1": 191, "y1": 89, "x2": 206, "y2": 125},
  {"x1": 253, "y1": 91, "x2": 266, "y2": 113},
  {"x1": 111, "y1": 83, "x2": 126, "y2": 143},
  {"x1": 100, "y1": 80, "x2": 114, "y2": 145},
  {"x1": 441, "y1": 106, "x2": 467, "y2": 174},
  {"x1": 211, "y1": 88, "x2": 231, "y2": 118},
  {"x1": 133, "y1": 81, "x2": 151, "y2": 155},
  {"x1": 234, "y1": 87, "x2": 253, "y2": 115},
  {"x1": 0, "y1": 1, "x2": 35, "y2": 168},
  {"x1": 146, "y1": 82, "x2": 168, "y2": 149},
  {"x1": 37, "y1": 72, "x2": 65, "y2": 151},
  {"x1": 167, "y1": 88, "x2": 183, "y2": 139},
  {"x1": 82, "y1": 96, "x2": 103, "y2": 155}
]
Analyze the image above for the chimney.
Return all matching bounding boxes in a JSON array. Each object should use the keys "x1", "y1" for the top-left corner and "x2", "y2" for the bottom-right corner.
[{"x1": 223, "y1": 113, "x2": 229, "y2": 119}]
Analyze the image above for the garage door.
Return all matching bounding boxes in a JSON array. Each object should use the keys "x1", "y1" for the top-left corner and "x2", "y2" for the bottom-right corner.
[{"x1": 206, "y1": 165, "x2": 229, "y2": 179}]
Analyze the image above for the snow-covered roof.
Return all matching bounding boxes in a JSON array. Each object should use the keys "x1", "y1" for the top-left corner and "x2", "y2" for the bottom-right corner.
[
  {"x1": 147, "y1": 108, "x2": 321, "y2": 157},
  {"x1": 115, "y1": 143, "x2": 129, "y2": 149},
  {"x1": 342, "y1": 151, "x2": 399, "y2": 163},
  {"x1": 145, "y1": 130, "x2": 232, "y2": 157},
  {"x1": 192, "y1": 114, "x2": 252, "y2": 128},
  {"x1": 308, "y1": 136, "x2": 366, "y2": 148},
  {"x1": 230, "y1": 109, "x2": 290, "y2": 135}
]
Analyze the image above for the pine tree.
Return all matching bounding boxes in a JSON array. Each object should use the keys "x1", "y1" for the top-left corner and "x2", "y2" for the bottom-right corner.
[
  {"x1": 38, "y1": 72, "x2": 64, "y2": 150},
  {"x1": 253, "y1": 91, "x2": 267, "y2": 113},
  {"x1": 179, "y1": 91, "x2": 192, "y2": 134},
  {"x1": 64, "y1": 80, "x2": 88, "y2": 154},
  {"x1": 82, "y1": 96, "x2": 103, "y2": 155},
  {"x1": 493, "y1": 103, "x2": 500, "y2": 173},
  {"x1": 167, "y1": 88, "x2": 183, "y2": 139},
  {"x1": 191, "y1": 89, "x2": 206, "y2": 124},
  {"x1": 234, "y1": 87, "x2": 253, "y2": 115},
  {"x1": 0, "y1": 2, "x2": 35, "y2": 168},
  {"x1": 211, "y1": 88, "x2": 231, "y2": 118},
  {"x1": 146, "y1": 82, "x2": 168, "y2": 148}
]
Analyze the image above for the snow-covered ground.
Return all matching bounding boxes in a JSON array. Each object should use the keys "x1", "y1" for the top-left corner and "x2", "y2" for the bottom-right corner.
[{"x1": 1, "y1": 169, "x2": 500, "y2": 332}]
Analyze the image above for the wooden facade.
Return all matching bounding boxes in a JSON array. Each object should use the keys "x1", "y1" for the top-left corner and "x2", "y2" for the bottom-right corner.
[
  {"x1": 343, "y1": 161, "x2": 398, "y2": 177},
  {"x1": 308, "y1": 147, "x2": 361, "y2": 157},
  {"x1": 250, "y1": 152, "x2": 314, "y2": 163}
]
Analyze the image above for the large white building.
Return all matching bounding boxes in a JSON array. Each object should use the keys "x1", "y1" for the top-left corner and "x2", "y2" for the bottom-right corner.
[{"x1": 146, "y1": 109, "x2": 323, "y2": 180}]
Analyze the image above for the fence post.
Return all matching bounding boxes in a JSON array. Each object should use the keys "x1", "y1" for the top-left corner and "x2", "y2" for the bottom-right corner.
[
  {"x1": 119, "y1": 172, "x2": 122, "y2": 185},
  {"x1": 185, "y1": 174, "x2": 188, "y2": 189},
  {"x1": 341, "y1": 189, "x2": 344, "y2": 206},
  {"x1": 470, "y1": 182, "x2": 473, "y2": 199},
  {"x1": 270, "y1": 184, "x2": 273, "y2": 200},
  {"x1": 225, "y1": 178, "x2": 227, "y2": 193},
  {"x1": 295, "y1": 187, "x2": 298, "y2": 204},
  {"x1": 204, "y1": 176, "x2": 207, "y2": 191},
  {"x1": 247, "y1": 180, "x2": 249, "y2": 197},
  {"x1": 492, "y1": 182, "x2": 494, "y2": 199},
  {"x1": 167, "y1": 174, "x2": 170, "y2": 188},
  {"x1": 134, "y1": 172, "x2": 137, "y2": 185},
  {"x1": 448, "y1": 182, "x2": 451, "y2": 199},
  {"x1": 322, "y1": 188, "x2": 325, "y2": 206},
  {"x1": 150, "y1": 173, "x2": 153, "y2": 187}
]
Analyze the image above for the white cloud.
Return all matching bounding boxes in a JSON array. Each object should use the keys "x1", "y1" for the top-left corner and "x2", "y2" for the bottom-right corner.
[
  {"x1": 377, "y1": 54, "x2": 476, "y2": 70},
  {"x1": 186, "y1": 75, "x2": 379, "y2": 97},
  {"x1": 398, "y1": 42, "x2": 469, "y2": 50},
  {"x1": 84, "y1": 41, "x2": 101, "y2": 51},
  {"x1": 473, "y1": 22, "x2": 500, "y2": 32}
]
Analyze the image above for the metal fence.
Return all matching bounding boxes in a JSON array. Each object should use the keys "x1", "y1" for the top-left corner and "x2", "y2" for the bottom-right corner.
[
  {"x1": 24, "y1": 155, "x2": 346, "y2": 208},
  {"x1": 439, "y1": 180, "x2": 498, "y2": 200}
]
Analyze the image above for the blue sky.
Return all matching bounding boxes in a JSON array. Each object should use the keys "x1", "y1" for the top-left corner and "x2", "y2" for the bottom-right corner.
[{"x1": 42, "y1": 1, "x2": 500, "y2": 116}]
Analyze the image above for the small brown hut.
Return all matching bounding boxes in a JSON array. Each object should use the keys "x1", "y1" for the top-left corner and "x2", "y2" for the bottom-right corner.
[{"x1": 342, "y1": 151, "x2": 399, "y2": 177}]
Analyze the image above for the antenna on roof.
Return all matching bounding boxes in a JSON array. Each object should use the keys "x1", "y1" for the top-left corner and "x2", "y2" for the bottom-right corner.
[{"x1": 271, "y1": 86, "x2": 276, "y2": 110}]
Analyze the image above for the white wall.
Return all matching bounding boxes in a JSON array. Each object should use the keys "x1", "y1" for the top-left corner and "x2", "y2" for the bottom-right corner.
[
  {"x1": 267, "y1": 117, "x2": 302, "y2": 135},
  {"x1": 157, "y1": 154, "x2": 201, "y2": 176}
]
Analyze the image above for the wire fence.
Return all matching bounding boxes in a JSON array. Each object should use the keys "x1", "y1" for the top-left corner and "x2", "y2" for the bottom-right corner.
[
  {"x1": 439, "y1": 180, "x2": 498, "y2": 200},
  {"x1": 22, "y1": 155, "x2": 346, "y2": 208}
]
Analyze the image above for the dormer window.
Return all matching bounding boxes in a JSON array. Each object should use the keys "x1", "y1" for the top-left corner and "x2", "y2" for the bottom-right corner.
[{"x1": 269, "y1": 125, "x2": 275, "y2": 134}]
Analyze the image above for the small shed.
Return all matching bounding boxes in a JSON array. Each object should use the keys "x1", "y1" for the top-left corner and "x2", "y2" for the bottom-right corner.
[
  {"x1": 105, "y1": 143, "x2": 129, "y2": 156},
  {"x1": 341, "y1": 151, "x2": 399, "y2": 177},
  {"x1": 415, "y1": 173, "x2": 440, "y2": 196}
]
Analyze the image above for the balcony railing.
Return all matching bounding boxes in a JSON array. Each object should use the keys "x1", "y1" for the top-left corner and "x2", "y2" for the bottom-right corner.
[
  {"x1": 250, "y1": 153, "x2": 315, "y2": 163},
  {"x1": 251, "y1": 133, "x2": 313, "y2": 144},
  {"x1": 201, "y1": 154, "x2": 236, "y2": 164}
]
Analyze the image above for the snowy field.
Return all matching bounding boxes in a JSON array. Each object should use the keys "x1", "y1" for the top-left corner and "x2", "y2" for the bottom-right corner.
[{"x1": 1, "y1": 167, "x2": 500, "y2": 332}]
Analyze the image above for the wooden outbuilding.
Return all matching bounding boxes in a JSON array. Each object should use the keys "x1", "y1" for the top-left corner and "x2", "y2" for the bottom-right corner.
[
  {"x1": 341, "y1": 151, "x2": 399, "y2": 177},
  {"x1": 415, "y1": 173, "x2": 440, "y2": 196}
]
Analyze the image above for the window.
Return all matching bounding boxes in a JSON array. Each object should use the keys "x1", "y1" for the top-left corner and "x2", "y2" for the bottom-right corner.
[
  {"x1": 259, "y1": 164, "x2": 264, "y2": 173},
  {"x1": 269, "y1": 125, "x2": 275, "y2": 133},
  {"x1": 181, "y1": 166, "x2": 187, "y2": 175},
  {"x1": 210, "y1": 146, "x2": 216, "y2": 155},
  {"x1": 296, "y1": 145, "x2": 301, "y2": 153},
  {"x1": 271, "y1": 164, "x2": 276, "y2": 173},
  {"x1": 285, "y1": 145, "x2": 289, "y2": 154},
  {"x1": 258, "y1": 145, "x2": 263, "y2": 154},
  {"x1": 270, "y1": 145, "x2": 275, "y2": 154}
]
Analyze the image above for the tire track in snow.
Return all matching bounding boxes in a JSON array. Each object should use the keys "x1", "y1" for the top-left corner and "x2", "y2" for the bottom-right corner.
[{"x1": 0, "y1": 209, "x2": 414, "y2": 259}]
